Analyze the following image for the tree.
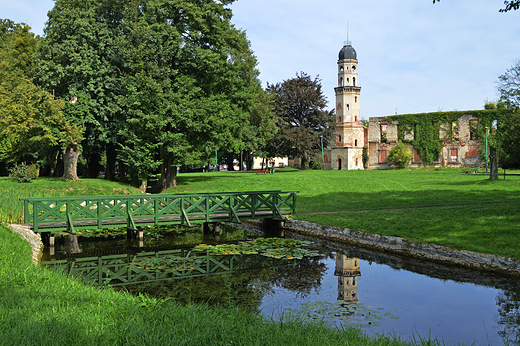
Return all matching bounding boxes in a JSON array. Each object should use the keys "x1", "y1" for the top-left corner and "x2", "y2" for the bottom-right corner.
[
  {"x1": 388, "y1": 141, "x2": 413, "y2": 168},
  {"x1": 432, "y1": 0, "x2": 520, "y2": 12},
  {"x1": 498, "y1": 59, "x2": 520, "y2": 109},
  {"x1": 34, "y1": 0, "x2": 268, "y2": 190},
  {"x1": 267, "y1": 72, "x2": 334, "y2": 170},
  {"x1": 0, "y1": 20, "x2": 83, "y2": 176}
]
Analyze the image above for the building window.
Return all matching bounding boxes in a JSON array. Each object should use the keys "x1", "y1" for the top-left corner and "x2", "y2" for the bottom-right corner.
[
  {"x1": 355, "y1": 158, "x2": 359, "y2": 166},
  {"x1": 352, "y1": 65, "x2": 356, "y2": 71},
  {"x1": 413, "y1": 149, "x2": 422, "y2": 163},
  {"x1": 355, "y1": 96, "x2": 357, "y2": 102},
  {"x1": 340, "y1": 77, "x2": 343, "y2": 86},
  {"x1": 450, "y1": 149, "x2": 458, "y2": 163},
  {"x1": 353, "y1": 77, "x2": 356, "y2": 86},
  {"x1": 470, "y1": 120, "x2": 479, "y2": 140},
  {"x1": 338, "y1": 116, "x2": 342, "y2": 123},
  {"x1": 340, "y1": 66, "x2": 344, "y2": 72},
  {"x1": 355, "y1": 139, "x2": 358, "y2": 146},
  {"x1": 355, "y1": 116, "x2": 358, "y2": 122},
  {"x1": 346, "y1": 104, "x2": 350, "y2": 110},
  {"x1": 379, "y1": 150, "x2": 387, "y2": 163}
]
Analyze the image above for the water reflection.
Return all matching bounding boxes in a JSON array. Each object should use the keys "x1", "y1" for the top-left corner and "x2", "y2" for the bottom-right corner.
[
  {"x1": 39, "y1": 227, "x2": 520, "y2": 345},
  {"x1": 335, "y1": 253, "x2": 361, "y2": 303}
]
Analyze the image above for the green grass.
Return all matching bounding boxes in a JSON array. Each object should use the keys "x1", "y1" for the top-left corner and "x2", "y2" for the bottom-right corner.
[
  {"x1": 0, "y1": 223, "x2": 435, "y2": 346},
  {"x1": 167, "y1": 168, "x2": 520, "y2": 259},
  {"x1": 0, "y1": 177, "x2": 141, "y2": 224}
]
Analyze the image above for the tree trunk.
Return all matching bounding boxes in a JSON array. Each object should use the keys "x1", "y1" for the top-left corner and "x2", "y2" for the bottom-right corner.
[
  {"x1": 50, "y1": 150, "x2": 59, "y2": 176},
  {"x1": 119, "y1": 161, "x2": 126, "y2": 183},
  {"x1": 139, "y1": 178, "x2": 147, "y2": 193},
  {"x1": 300, "y1": 154, "x2": 308, "y2": 170},
  {"x1": 489, "y1": 146, "x2": 499, "y2": 180},
  {"x1": 105, "y1": 142, "x2": 116, "y2": 181},
  {"x1": 63, "y1": 143, "x2": 80, "y2": 181}
]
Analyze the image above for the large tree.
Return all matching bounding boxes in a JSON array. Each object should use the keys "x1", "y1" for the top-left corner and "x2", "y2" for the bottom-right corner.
[
  {"x1": 0, "y1": 20, "x2": 83, "y2": 175},
  {"x1": 34, "y1": 0, "x2": 268, "y2": 190},
  {"x1": 498, "y1": 59, "x2": 520, "y2": 109},
  {"x1": 266, "y1": 72, "x2": 334, "y2": 170}
]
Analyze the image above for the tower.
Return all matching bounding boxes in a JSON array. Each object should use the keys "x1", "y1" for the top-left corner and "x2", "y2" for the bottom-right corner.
[{"x1": 331, "y1": 42, "x2": 364, "y2": 170}]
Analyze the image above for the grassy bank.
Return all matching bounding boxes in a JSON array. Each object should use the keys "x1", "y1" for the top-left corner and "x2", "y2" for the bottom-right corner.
[{"x1": 1, "y1": 223, "x2": 431, "y2": 346}]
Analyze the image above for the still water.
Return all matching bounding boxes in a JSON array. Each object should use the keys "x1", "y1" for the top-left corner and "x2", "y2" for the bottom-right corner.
[{"x1": 42, "y1": 226, "x2": 520, "y2": 345}]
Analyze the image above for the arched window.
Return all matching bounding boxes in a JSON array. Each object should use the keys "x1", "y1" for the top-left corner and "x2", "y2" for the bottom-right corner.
[
  {"x1": 352, "y1": 65, "x2": 356, "y2": 71},
  {"x1": 346, "y1": 104, "x2": 350, "y2": 110},
  {"x1": 355, "y1": 116, "x2": 358, "y2": 122},
  {"x1": 347, "y1": 78, "x2": 349, "y2": 84},
  {"x1": 340, "y1": 77, "x2": 343, "y2": 86},
  {"x1": 340, "y1": 66, "x2": 344, "y2": 72},
  {"x1": 355, "y1": 139, "x2": 358, "y2": 146},
  {"x1": 355, "y1": 96, "x2": 357, "y2": 102},
  {"x1": 353, "y1": 77, "x2": 356, "y2": 86}
]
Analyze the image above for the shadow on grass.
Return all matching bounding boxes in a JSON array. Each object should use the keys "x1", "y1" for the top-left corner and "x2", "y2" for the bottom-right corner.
[{"x1": 296, "y1": 188, "x2": 520, "y2": 213}]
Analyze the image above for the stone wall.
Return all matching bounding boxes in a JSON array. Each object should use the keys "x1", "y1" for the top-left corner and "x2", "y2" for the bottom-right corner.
[
  {"x1": 7, "y1": 224, "x2": 44, "y2": 265},
  {"x1": 282, "y1": 219, "x2": 520, "y2": 275}
]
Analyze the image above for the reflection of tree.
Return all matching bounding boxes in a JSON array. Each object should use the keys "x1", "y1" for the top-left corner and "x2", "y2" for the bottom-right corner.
[
  {"x1": 496, "y1": 289, "x2": 520, "y2": 345},
  {"x1": 270, "y1": 256, "x2": 328, "y2": 297},
  {"x1": 117, "y1": 269, "x2": 275, "y2": 313}
]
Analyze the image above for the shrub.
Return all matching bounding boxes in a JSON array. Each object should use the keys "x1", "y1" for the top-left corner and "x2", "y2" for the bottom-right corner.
[
  {"x1": 388, "y1": 141, "x2": 413, "y2": 169},
  {"x1": 9, "y1": 162, "x2": 38, "y2": 183}
]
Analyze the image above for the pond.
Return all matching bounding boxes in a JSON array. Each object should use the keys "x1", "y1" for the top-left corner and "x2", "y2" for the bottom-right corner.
[{"x1": 41, "y1": 225, "x2": 520, "y2": 345}]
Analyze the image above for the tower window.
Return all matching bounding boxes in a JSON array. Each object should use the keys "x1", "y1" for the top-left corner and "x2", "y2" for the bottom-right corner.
[
  {"x1": 355, "y1": 96, "x2": 357, "y2": 102},
  {"x1": 353, "y1": 77, "x2": 356, "y2": 86},
  {"x1": 340, "y1": 77, "x2": 343, "y2": 86},
  {"x1": 352, "y1": 66, "x2": 356, "y2": 71},
  {"x1": 347, "y1": 78, "x2": 349, "y2": 84},
  {"x1": 338, "y1": 116, "x2": 342, "y2": 122},
  {"x1": 355, "y1": 139, "x2": 358, "y2": 146},
  {"x1": 355, "y1": 116, "x2": 358, "y2": 122},
  {"x1": 340, "y1": 66, "x2": 344, "y2": 72},
  {"x1": 346, "y1": 104, "x2": 350, "y2": 110}
]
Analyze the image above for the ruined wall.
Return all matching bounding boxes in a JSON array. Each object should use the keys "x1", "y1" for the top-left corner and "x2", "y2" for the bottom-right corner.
[{"x1": 368, "y1": 113, "x2": 482, "y2": 169}]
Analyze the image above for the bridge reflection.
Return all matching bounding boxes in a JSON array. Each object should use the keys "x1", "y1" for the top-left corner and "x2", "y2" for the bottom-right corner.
[{"x1": 41, "y1": 249, "x2": 298, "y2": 287}]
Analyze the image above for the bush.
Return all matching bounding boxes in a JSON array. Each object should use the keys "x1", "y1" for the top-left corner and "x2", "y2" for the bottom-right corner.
[
  {"x1": 388, "y1": 141, "x2": 413, "y2": 169},
  {"x1": 9, "y1": 162, "x2": 38, "y2": 183},
  {"x1": 309, "y1": 158, "x2": 322, "y2": 170}
]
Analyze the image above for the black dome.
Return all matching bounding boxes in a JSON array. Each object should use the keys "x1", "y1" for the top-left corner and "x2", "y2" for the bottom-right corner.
[{"x1": 339, "y1": 45, "x2": 357, "y2": 60}]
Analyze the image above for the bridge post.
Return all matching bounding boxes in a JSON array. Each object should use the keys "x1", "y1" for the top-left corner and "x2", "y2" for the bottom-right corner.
[
  {"x1": 203, "y1": 222, "x2": 221, "y2": 235},
  {"x1": 263, "y1": 218, "x2": 285, "y2": 237}
]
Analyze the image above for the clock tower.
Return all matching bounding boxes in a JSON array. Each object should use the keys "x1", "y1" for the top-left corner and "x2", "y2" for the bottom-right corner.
[{"x1": 331, "y1": 42, "x2": 364, "y2": 170}]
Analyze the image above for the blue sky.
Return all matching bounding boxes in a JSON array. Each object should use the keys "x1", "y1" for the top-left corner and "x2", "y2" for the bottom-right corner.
[{"x1": 2, "y1": 0, "x2": 520, "y2": 119}]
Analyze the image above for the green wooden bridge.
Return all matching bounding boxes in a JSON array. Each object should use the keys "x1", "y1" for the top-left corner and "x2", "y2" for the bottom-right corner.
[
  {"x1": 41, "y1": 249, "x2": 298, "y2": 287},
  {"x1": 21, "y1": 190, "x2": 297, "y2": 234}
]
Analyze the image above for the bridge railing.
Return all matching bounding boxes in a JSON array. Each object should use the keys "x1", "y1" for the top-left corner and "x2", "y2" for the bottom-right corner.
[{"x1": 20, "y1": 190, "x2": 297, "y2": 233}]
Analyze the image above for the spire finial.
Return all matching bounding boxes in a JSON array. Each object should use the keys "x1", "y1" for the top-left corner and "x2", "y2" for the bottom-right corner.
[{"x1": 346, "y1": 21, "x2": 351, "y2": 46}]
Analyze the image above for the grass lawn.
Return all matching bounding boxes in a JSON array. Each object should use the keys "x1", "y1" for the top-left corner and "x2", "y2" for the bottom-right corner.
[
  {"x1": 1, "y1": 169, "x2": 517, "y2": 345},
  {"x1": 166, "y1": 168, "x2": 520, "y2": 259}
]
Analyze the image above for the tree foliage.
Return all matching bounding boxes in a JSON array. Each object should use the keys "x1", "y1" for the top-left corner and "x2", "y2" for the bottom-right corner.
[
  {"x1": 266, "y1": 72, "x2": 334, "y2": 170},
  {"x1": 388, "y1": 141, "x2": 413, "y2": 168},
  {"x1": 498, "y1": 59, "x2": 520, "y2": 109},
  {"x1": 33, "y1": 0, "x2": 269, "y2": 189},
  {"x1": 0, "y1": 20, "x2": 83, "y2": 171},
  {"x1": 432, "y1": 0, "x2": 520, "y2": 12}
]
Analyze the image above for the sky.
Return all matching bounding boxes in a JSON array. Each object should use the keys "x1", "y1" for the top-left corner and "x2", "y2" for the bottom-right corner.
[{"x1": 2, "y1": 0, "x2": 520, "y2": 119}]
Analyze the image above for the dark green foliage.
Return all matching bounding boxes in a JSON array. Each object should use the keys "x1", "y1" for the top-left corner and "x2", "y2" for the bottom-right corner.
[
  {"x1": 33, "y1": 0, "x2": 269, "y2": 189},
  {"x1": 388, "y1": 141, "x2": 413, "y2": 168},
  {"x1": 498, "y1": 113, "x2": 520, "y2": 168},
  {"x1": 267, "y1": 72, "x2": 334, "y2": 170},
  {"x1": 8, "y1": 162, "x2": 37, "y2": 183},
  {"x1": 362, "y1": 146, "x2": 369, "y2": 168}
]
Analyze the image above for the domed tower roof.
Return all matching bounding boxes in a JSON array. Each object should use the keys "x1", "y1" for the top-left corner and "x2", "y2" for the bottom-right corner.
[{"x1": 339, "y1": 44, "x2": 357, "y2": 60}]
